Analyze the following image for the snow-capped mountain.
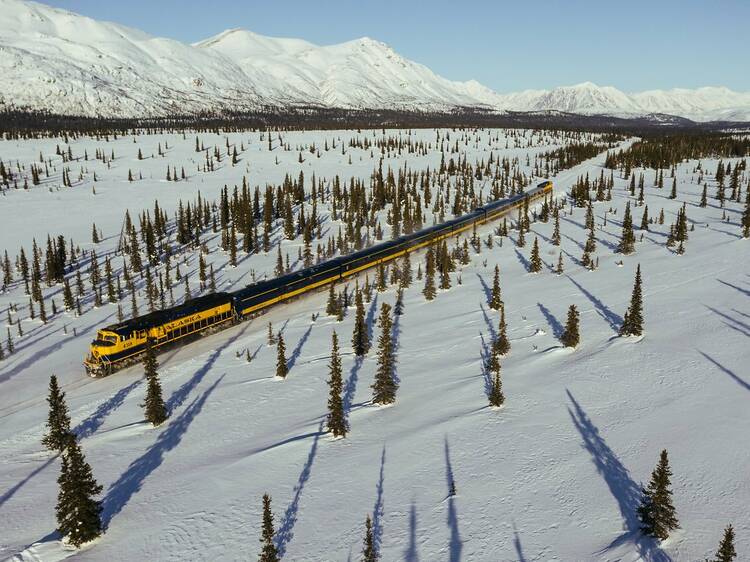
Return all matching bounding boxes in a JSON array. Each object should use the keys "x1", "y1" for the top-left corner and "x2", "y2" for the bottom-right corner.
[{"x1": 1, "y1": 0, "x2": 750, "y2": 122}]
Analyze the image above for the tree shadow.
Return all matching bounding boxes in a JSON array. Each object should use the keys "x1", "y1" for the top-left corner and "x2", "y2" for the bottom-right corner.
[
  {"x1": 566, "y1": 390, "x2": 671, "y2": 561},
  {"x1": 287, "y1": 324, "x2": 313, "y2": 371},
  {"x1": 512, "y1": 522, "x2": 528, "y2": 562},
  {"x1": 565, "y1": 275, "x2": 622, "y2": 333},
  {"x1": 0, "y1": 455, "x2": 57, "y2": 509},
  {"x1": 479, "y1": 302, "x2": 497, "y2": 342},
  {"x1": 366, "y1": 294, "x2": 379, "y2": 343},
  {"x1": 166, "y1": 322, "x2": 249, "y2": 413},
  {"x1": 514, "y1": 248, "x2": 531, "y2": 273},
  {"x1": 698, "y1": 350, "x2": 749, "y2": 392},
  {"x1": 404, "y1": 500, "x2": 419, "y2": 562},
  {"x1": 343, "y1": 356, "x2": 364, "y2": 417},
  {"x1": 275, "y1": 420, "x2": 323, "y2": 557},
  {"x1": 101, "y1": 374, "x2": 224, "y2": 527},
  {"x1": 444, "y1": 437, "x2": 462, "y2": 562},
  {"x1": 478, "y1": 333, "x2": 493, "y2": 399},
  {"x1": 537, "y1": 302, "x2": 563, "y2": 339},
  {"x1": 372, "y1": 445, "x2": 386, "y2": 555},
  {"x1": 475, "y1": 272, "x2": 492, "y2": 307},
  {"x1": 704, "y1": 305, "x2": 750, "y2": 338},
  {"x1": 717, "y1": 279, "x2": 750, "y2": 298},
  {"x1": 74, "y1": 379, "x2": 142, "y2": 439}
]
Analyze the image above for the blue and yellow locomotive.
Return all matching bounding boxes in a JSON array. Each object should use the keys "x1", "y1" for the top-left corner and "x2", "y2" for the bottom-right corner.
[{"x1": 85, "y1": 180, "x2": 553, "y2": 376}]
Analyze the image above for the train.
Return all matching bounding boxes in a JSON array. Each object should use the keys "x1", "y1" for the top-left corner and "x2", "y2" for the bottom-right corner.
[{"x1": 84, "y1": 180, "x2": 553, "y2": 376}]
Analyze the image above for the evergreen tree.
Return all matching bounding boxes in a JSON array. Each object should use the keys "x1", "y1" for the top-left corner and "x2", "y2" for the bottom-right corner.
[
  {"x1": 742, "y1": 190, "x2": 750, "y2": 239},
  {"x1": 326, "y1": 283, "x2": 339, "y2": 317},
  {"x1": 142, "y1": 339, "x2": 167, "y2": 426},
  {"x1": 351, "y1": 288, "x2": 370, "y2": 356},
  {"x1": 371, "y1": 303, "x2": 396, "y2": 405},
  {"x1": 551, "y1": 209, "x2": 561, "y2": 245},
  {"x1": 560, "y1": 305, "x2": 580, "y2": 348},
  {"x1": 529, "y1": 237, "x2": 543, "y2": 273},
  {"x1": 361, "y1": 513, "x2": 378, "y2": 562},
  {"x1": 493, "y1": 305, "x2": 511, "y2": 356},
  {"x1": 422, "y1": 246, "x2": 436, "y2": 300},
  {"x1": 700, "y1": 183, "x2": 708, "y2": 208},
  {"x1": 488, "y1": 360, "x2": 505, "y2": 408},
  {"x1": 55, "y1": 439, "x2": 103, "y2": 547},
  {"x1": 326, "y1": 331, "x2": 347, "y2": 438},
  {"x1": 259, "y1": 494, "x2": 279, "y2": 562},
  {"x1": 620, "y1": 264, "x2": 644, "y2": 337},
  {"x1": 276, "y1": 333, "x2": 288, "y2": 379},
  {"x1": 711, "y1": 524, "x2": 737, "y2": 562},
  {"x1": 556, "y1": 251, "x2": 564, "y2": 274},
  {"x1": 42, "y1": 375, "x2": 74, "y2": 452},
  {"x1": 618, "y1": 201, "x2": 636, "y2": 254},
  {"x1": 489, "y1": 265, "x2": 502, "y2": 310},
  {"x1": 637, "y1": 449, "x2": 679, "y2": 541},
  {"x1": 394, "y1": 287, "x2": 405, "y2": 316}
]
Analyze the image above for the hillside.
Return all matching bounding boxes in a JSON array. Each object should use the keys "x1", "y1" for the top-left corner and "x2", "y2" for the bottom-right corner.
[
  {"x1": 1, "y1": 0, "x2": 750, "y2": 121},
  {"x1": 0, "y1": 128, "x2": 748, "y2": 560}
]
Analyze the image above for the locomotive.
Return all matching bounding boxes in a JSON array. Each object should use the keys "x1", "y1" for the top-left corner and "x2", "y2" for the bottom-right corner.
[{"x1": 84, "y1": 180, "x2": 553, "y2": 376}]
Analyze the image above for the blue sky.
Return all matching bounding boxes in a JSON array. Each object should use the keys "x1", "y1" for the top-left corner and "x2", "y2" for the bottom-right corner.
[{"x1": 42, "y1": 0, "x2": 750, "y2": 92}]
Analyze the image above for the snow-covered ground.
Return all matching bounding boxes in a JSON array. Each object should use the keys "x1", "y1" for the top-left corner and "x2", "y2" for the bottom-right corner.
[{"x1": 0, "y1": 128, "x2": 748, "y2": 561}]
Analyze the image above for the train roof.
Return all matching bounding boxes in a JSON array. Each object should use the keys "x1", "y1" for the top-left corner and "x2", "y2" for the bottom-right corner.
[{"x1": 104, "y1": 291, "x2": 233, "y2": 335}]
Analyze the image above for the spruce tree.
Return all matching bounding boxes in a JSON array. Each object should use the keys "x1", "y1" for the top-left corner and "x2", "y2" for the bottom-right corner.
[
  {"x1": 620, "y1": 264, "x2": 644, "y2": 337},
  {"x1": 142, "y1": 339, "x2": 167, "y2": 426},
  {"x1": 489, "y1": 265, "x2": 502, "y2": 310},
  {"x1": 371, "y1": 303, "x2": 396, "y2": 405},
  {"x1": 326, "y1": 331, "x2": 347, "y2": 438},
  {"x1": 637, "y1": 449, "x2": 679, "y2": 541},
  {"x1": 618, "y1": 201, "x2": 636, "y2": 254},
  {"x1": 326, "y1": 283, "x2": 338, "y2": 317},
  {"x1": 560, "y1": 305, "x2": 580, "y2": 348},
  {"x1": 394, "y1": 287, "x2": 405, "y2": 316},
  {"x1": 55, "y1": 439, "x2": 103, "y2": 547},
  {"x1": 276, "y1": 333, "x2": 288, "y2": 378},
  {"x1": 529, "y1": 237, "x2": 542, "y2": 273},
  {"x1": 351, "y1": 288, "x2": 370, "y2": 356},
  {"x1": 422, "y1": 246, "x2": 436, "y2": 300},
  {"x1": 712, "y1": 524, "x2": 737, "y2": 562},
  {"x1": 493, "y1": 305, "x2": 511, "y2": 356},
  {"x1": 556, "y1": 251, "x2": 564, "y2": 275},
  {"x1": 700, "y1": 183, "x2": 708, "y2": 208},
  {"x1": 259, "y1": 494, "x2": 279, "y2": 562},
  {"x1": 551, "y1": 209, "x2": 561, "y2": 246},
  {"x1": 742, "y1": 190, "x2": 750, "y2": 239},
  {"x1": 42, "y1": 374, "x2": 74, "y2": 452},
  {"x1": 488, "y1": 359, "x2": 505, "y2": 408},
  {"x1": 362, "y1": 513, "x2": 378, "y2": 562}
]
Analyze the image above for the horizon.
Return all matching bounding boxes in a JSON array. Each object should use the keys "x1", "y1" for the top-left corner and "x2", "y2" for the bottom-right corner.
[{"x1": 31, "y1": 0, "x2": 750, "y2": 94}]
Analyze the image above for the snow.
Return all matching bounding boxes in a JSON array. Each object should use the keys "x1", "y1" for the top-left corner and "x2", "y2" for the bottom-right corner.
[
  {"x1": 1, "y1": 128, "x2": 749, "y2": 561},
  {"x1": 2, "y1": 0, "x2": 750, "y2": 121}
]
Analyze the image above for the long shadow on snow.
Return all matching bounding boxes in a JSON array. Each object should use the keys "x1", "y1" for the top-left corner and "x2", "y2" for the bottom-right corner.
[
  {"x1": 479, "y1": 303, "x2": 497, "y2": 342},
  {"x1": 444, "y1": 437, "x2": 463, "y2": 562},
  {"x1": 513, "y1": 522, "x2": 528, "y2": 562},
  {"x1": 101, "y1": 374, "x2": 224, "y2": 527},
  {"x1": 717, "y1": 278, "x2": 750, "y2": 298},
  {"x1": 566, "y1": 390, "x2": 671, "y2": 561},
  {"x1": 0, "y1": 455, "x2": 57, "y2": 510},
  {"x1": 514, "y1": 248, "x2": 532, "y2": 273},
  {"x1": 166, "y1": 322, "x2": 249, "y2": 414},
  {"x1": 537, "y1": 302, "x2": 564, "y2": 340},
  {"x1": 704, "y1": 305, "x2": 750, "y2": 338},
  {"x1": 275, "y1": 420, "x2": 324, "y2": 557},
  {"x1": 74, "y1": 379, "x2": 142, "y2": 439},
  {"x1": 343, "y1": 356, "x2": 364, "y2": 417},
  {"x1": 372, "y1": 446, "x2": 386, "y2": 555},
  {"x1": 565, "y1": 275, "x2": 622, "y2": 333},
  {"x1": 287, "y1": 324, "x2": 313, "y2": 372},
  {"x1": 698, "y1": 350, "x2": 750, "y2": 392},
  {"x1": 475, "y1": 272, "x2": 492, "y2": 307},
  {"x1": 404, "y1": 500, "x2": 419, "y2": 562},
  {"x1": 0, "y1": 313, "x2": 112, "y2": 384}
]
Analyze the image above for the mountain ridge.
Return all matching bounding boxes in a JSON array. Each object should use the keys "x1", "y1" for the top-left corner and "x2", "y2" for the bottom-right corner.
[{"x1": 1, "y1": 0, "x2": 749, "y2": 122}]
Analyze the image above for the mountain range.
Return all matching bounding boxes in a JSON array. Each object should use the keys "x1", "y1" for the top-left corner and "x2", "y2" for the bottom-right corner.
[{"x1": 2, "y1": 0, "x2": 749, "y2": 122}]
